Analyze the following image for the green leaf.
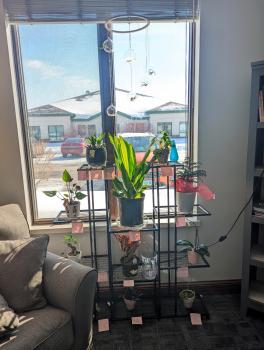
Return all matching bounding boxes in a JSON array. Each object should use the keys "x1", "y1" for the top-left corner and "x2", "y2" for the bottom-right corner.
[
  {"x1": 176, "y1": 240, "x2": 194, "y2": 248},
  {"x1": 75, "y1": 192, "x2": 87, "y2": 200},
  {"x1": 62, "y1": 169, "x2": 72, "y2": 183},
  {"x1": 43, "y1": 191, "x2": 57, "y2": 197}
]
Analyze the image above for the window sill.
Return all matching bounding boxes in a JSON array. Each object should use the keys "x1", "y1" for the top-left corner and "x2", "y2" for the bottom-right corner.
[{"x1": 29, "y1": 218, "x2": 200, "y2": 235}]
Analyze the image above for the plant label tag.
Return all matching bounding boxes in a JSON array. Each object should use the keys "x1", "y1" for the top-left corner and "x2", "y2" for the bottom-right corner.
[
  {"x1": 71, "y1": 221, "x2": 84, "y2": 234},
  {"x1": 190, "y1": 313, "x2": 202, "y2": 325},
  {"x1": 177, "y1": 267, "x2": 189, "y2": 279},
  {"x1": 90, "y1": 150, "x2": 95, "y2": 158},
  {"x1": 98, "y1": 319, "x2": 109, "y2": 332},
  {"x1": 103, "y1": 167, "x2": 115, "y2": 180},
  {"x1": 97, "y1": 271, "x2": 108, "y2": 283},
  {"x1": 128, "y1": 231, "x2": 141, "y2": 242},
  {"x1": 132, "y1": 316, "x2": 143, "y2": 325},
  {"x1": 90, "y1": 169, "x2": 103, "y2": 179},
  {"x1": 161, "y1": 167, "x2": 173, "y2": 176},
  {"x1": 78, "y1": 170, "x2": 87, "y2": 181},
  {"x1": 123, "y1": 280, "x2": 134, "y2": 287},
  {"x1": 176, "y1": 217, "x2": 186, "y2": 227}
]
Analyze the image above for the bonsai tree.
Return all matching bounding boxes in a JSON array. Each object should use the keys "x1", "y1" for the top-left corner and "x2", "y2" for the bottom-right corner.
[
  {"x1": 109, "y1": 134, "x2": 156, "y2": 227},
  {"x1": 115, "y1": 234, "x2": 141, "y2": 277},
  {"x1": 85, "y1": 133, "x2": 107, "y2": 167},
  {"x1": 176, "y1": 239, "x2": 210, "y2": 258},
  {"x1": 43, "y1": 169, "x2": 86, "y2": 217},
  {"x1": 153, "y1": 131, "x2": 172, "y2": 163},
  {"x1": 64, "y1": 233, "x2": 80, "y2": 257}
]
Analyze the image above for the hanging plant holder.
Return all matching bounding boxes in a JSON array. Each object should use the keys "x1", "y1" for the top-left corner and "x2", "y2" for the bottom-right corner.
[{"x1": 105, "y1": 15, "x2": 150, "y2": 34}]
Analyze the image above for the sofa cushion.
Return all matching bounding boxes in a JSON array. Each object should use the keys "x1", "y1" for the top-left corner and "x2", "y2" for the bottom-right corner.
[
  {"x1": 0, "y1": 305, "x2": 73, "y2": 350},
  {"x1": 0, "y1": 294, "x2": 19, "y2": 338},
  {"x1": 0, "y1": 204, "x2": 30, "y2": 240},
  {"x1": 0, "y1": 235, "x2": 49, "y2": 312}
]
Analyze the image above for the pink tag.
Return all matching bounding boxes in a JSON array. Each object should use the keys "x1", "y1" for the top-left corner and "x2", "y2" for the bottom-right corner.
[
  {"x1": 78, "y1": 170, "x2": 88, "y2": 181},
  {"x1": 177, "y1": 267, "x2": 189, "y2": 279},
  {"x1": 128, "y1": 231, "x2": 141, "y2": 242},
  {"x1": 98, "y1": 319, "x2": 109, "y2": 332},
  {"x1": 71, "y1": 221, "x2": 84, "y2": 234},
  {"x1": 132, "y1": 316, "x2": 143, "y2": 325},
  {"x1": 103, "y1": 167, "x2": 115, "y2": 180},
  {"x1": 97, "y1": 271, "x2": 108, "y2": 283},
  {"x1": 161, "y1": 167, "x2": 173, "y2": 176},
  {"x1": 190, "y1": 313, "x2": 202, "y2": 325},
  {"x1": 90, "y1": 169, "x2": 103, "y2": 179},
  {"x1": 176, "y1": 217, "x2": 186, "y2": 227},
  {"x1": 197, "y1": 183, "x2": 215, "y2": 201},
  {"x1": 123, "y1": 280, "x2": 134, "y2": 287}
]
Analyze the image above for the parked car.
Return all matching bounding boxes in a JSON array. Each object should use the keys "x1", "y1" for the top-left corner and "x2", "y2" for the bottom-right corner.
[
  {"x1": 61, "y1": 137, "x2": 85, "y2": 157},
  {"x1": 119, "y1": 133, "x2": 167, "y2": 187}
]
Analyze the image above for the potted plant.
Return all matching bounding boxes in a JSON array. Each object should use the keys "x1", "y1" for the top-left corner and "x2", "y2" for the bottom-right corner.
[
  {"x1": 64, "y1": 233, "x2": 82, "y2": 262},
  {"x1": 153, "y1": 130, "x2": 172, "y2": 164},
  {"x1": 177, "y1": 240, "x2": 210, "y2": 265},
  {"x1": 179, "y1": 289, "x2": 195, "y2": 309},
  {"x1": 43, "y1": 169, "x2": 86, "y2": 218},
  {"x1": 85, "y1": 133, "x2": 107, "y2": 168},
  {"x1": 123, "y1": 287, "x2": 142, "y2": 311},
  {"x1": 115, "y1": 234, "x2": 140, "y2": 277},
  {"x1": 176, "y1": 158, "x2": 207, "y2": 213},
  {"x1": 109, "y1": 134, "x2": 156, "y2": 227}
]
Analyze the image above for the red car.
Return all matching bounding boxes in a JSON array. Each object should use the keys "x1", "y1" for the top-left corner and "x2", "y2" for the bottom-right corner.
[{"x1": 61, "y1": 137, "x2": 85, "y2": 158}]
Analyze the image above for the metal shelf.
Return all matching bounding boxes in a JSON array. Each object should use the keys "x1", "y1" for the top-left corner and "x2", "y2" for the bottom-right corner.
[
  {"x1": 155, "y1": 204, "x2": 211, "y2": 218},
  {"x1": 53, "y1": 209, "x2": 106, "y2": 224}
]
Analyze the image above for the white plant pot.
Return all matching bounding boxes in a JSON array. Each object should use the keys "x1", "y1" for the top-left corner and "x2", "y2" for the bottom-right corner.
[
  {"x1": 65, "y1": 201, "x2": 80, "y2": 219},
  {"x1": 67, "y1": 251, "x2": 82, "y2": 263},
  {"x1": 176, "y1": 192, "x2": 196, "y2": 214},
  {"x1": 179, "y1": 289, "x2": 195, "y2": 309}
]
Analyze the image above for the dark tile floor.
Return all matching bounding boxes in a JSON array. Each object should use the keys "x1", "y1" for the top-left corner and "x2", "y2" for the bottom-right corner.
[{"x1": 92, "y1": 294, "x2": 264, "y2": 350}]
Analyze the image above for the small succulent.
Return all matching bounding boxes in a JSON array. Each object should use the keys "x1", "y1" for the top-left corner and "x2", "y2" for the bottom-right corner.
[{"x1": 85, "y1": 133, "x2": 105, "y2": 148}]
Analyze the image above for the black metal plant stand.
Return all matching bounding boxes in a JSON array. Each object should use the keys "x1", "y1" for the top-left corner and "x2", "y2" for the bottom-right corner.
[{"x1": 57, "y1": 162, "x2": 211, "y2": 320}]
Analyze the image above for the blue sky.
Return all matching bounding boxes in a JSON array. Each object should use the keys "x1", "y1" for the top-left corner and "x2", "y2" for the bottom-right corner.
[{"x1": 19, "y1": 22, "x2": 188, "y2": 109}]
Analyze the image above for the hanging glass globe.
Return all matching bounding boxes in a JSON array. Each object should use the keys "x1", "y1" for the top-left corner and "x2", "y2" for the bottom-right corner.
[
  {"x1": 106, "y1": 104, "x2": 116, "y2": 117},
  {"x1": 128, "y1": 91, "x2": 137, "y2": 102},
  {"x1": 102, "y1": 38, "x2": 113, "y2": 53},
  {"x1": 148, "y1": 67, "x2": 156, "y2": 76},
  {"x1": 124, "y1": 49, "x2": 136, "y2": 64}
]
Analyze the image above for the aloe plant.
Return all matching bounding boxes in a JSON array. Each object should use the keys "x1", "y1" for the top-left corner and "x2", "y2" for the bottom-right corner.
[{"x1": 109, "y1": 134, "x2": 156, "y2": 199}]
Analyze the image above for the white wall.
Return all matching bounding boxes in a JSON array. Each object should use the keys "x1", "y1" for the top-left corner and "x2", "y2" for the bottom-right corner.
[{"x1": 191, "y1": 0, "x2": 264, "y2": 281}]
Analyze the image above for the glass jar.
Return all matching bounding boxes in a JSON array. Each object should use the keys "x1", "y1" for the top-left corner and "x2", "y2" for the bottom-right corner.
[{"x1": 141, "y1": 253, "x2": 157, "y2": 280}]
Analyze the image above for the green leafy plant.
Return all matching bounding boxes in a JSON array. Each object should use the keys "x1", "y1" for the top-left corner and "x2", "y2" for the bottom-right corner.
[
  {"x1": 43, "y1": 169, "x2": 86, "y2": 206},
  {"x1": 177, "y1": 158, "x2": 207, "y2": 183},
  {"x1": 85, "y1": 133, "x2": 105, "y2": 148},
  {"x1": 179, "y1": 289, "x2": 195, "y2": 300},
  {"x1": 109, "y1": 134, "x2": 156, "y2": 199},
  {"x1": 64, "y1": 233, "x2": 80, "y2": 256},
  {"x1": 176, "y1": 239, "x2": 210, "y2": 258},
  {"x1": 156, "y1": 130, "x2": 172, "y2": 149}
]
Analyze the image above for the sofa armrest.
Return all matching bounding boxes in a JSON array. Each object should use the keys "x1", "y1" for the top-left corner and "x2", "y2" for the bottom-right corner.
[{"x1": 43, "y1": 252, "x2": 97, "y2": 350}]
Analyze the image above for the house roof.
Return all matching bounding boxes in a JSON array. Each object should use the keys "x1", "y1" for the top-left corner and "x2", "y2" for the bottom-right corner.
[{"x1": 29, "y1": 89, "x2": 186, "y2": 120}]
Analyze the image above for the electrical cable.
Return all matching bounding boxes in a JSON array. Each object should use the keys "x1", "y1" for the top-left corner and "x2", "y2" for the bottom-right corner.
[{"x1": 206, "y1": 168, "x2": 264, "y2": 248}]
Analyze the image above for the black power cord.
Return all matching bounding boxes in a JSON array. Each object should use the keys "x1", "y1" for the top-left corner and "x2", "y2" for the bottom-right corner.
[{"x1": 206, "y1": 168, "x2": 264, "y2": 248}]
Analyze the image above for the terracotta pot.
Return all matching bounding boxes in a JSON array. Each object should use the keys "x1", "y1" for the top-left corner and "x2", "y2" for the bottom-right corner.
[{"x1": 188, "y1": 249, "x2": 199, "y2": 265}]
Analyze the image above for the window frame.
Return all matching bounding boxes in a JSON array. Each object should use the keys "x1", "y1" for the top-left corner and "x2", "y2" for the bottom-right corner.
[{"x1": 11, "y1": 21, "x2": 196, "y2": 225}]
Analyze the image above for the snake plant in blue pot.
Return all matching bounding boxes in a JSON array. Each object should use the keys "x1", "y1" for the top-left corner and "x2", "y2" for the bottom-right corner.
[{"x1": 109, "y1": 134, "x2": 156, "y2": 227}]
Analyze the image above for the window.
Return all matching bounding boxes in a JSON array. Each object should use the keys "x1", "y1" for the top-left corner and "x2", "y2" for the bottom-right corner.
[
  {"x1": 157, "y1": 122, "x2": 172, "y2": 136},
  {"x1": 48, "y1": 125, "x2": 64, "y2": 141},
  {"x1": 13, "y1": 20, "x2": 194, "y2": 222},
  {"x1": 29, "y1": 126, "x2": 41, "y2": 141}
]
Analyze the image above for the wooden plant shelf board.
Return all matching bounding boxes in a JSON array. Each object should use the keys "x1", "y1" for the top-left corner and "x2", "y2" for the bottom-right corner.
[
  {"x1": 250, "y1": 245, "x2": 264, "y2": 268},
  {"x1": 248, "y1": 281, "x2": 264, "y2": 312}
]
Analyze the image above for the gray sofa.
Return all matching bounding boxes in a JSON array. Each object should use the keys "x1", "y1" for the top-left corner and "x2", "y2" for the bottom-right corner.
[{"x1": 0, "y1": 204, "x2": 97, "y2": 350}]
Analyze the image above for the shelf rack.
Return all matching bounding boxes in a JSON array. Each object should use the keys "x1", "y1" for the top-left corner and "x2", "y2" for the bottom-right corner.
[
  {"x1": 241, "y1": 60, "x2": 264, "y2": 316},
  {"x1": 70, "y1": 162, "x2": 211, "y2": 320}
]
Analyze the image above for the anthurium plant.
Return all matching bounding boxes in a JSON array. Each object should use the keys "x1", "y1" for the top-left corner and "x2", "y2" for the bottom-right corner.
[
  {"x1": 43, "y1": 169, "x2": 86, "y2": 206},
  {"x1": 109, "y1": 134, "x2": 156, "y2": 199}
]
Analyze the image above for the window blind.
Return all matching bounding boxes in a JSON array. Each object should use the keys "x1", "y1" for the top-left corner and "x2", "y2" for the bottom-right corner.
[{"x1": 3, "y1": 0, "x2": 199, "y2": 23}]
